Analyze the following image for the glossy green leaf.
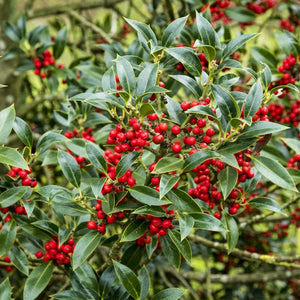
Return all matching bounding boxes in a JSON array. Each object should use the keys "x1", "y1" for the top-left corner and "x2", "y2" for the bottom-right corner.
[
  {"x1": 251, "y1": 46, "x2": 277, "y2": 68},
  {"x1": 183, "y1": 150, "x2": 220, "y2": 172},
  {"x1": 240, "y1": 121, "x2": 288, "y2": 138},
  {"x1": 27, "y1": 25, "x2": 47, "y2": 46},
  {"x1": 252, "y1": 155, "x2": 296, "y2": 191},
  {"x1": 53, "y1": 27, "x2": 67, "y2": 59},
  {"x1": 219, "y1": 154, "x2": 240, "y2": 169},
  {"x1": 225, "y1": 7, "x2": 256, "y2": 22},
  {"x1": 132, "y1": 206, "x2": 166, "y2": 218},
  {"x1": 170, "y1": 75, "x2": 202, "y2": 98},
  {"x1": 179, "y1": 213, "x2": 194, "y2": 241},
  {"x1": 8, "y1": 245, "x2": 29, "y2": 276},
  {"x1": 0, "y1": 146, "x2": 28, "y2": 170},
  {"x1": 211, "y1": 84, "x2": 240, "y2": 122},
  {"x1": 51, "y1": 290, "x2": 89, "y2": 300},
  {"x1": 0, "y1": 278, "x2": 12, "y2": 300},
  {"x1": 4, "y1": 22, "x2": 21, "y2": 42},
  {"x1": 125, "y1": 18, "x2": 157, "y2": 52},
  {"x1": 160, "y1": 174, "x2": 179, "y2": 199},
  {"x1": 274, "y1": 31, "x2": 298, "y2": 56},
  {"x1": 116, "y1": 56, "x2": 136, "y2": 95},
  {"x1": 0, "y1": 186, "x2": 29, "y2": 208},
  {"x1": 160, "y1": 234, "x2": 181, "y2": 269},
  {"x1": 153, "y1": 157, "x2": 184, "y2": 174},
  {"x1": 259, "y1": 63, "x2": 272, "y2": 90},
  {"x1": 0, "y1": 220, "x2": 17, "y2": 256},
  {"x1": 57, "y1": 151, "x2": 81, "y2": 188},
  {"x1": 116, "y1": 151, "x2": 141, "y2": 178},
  {"x1": 138, "y1": 267, "x2": 151, "y2": 300},
  {"x1": 167, "y1": 189, "x2": 202, "y2": 213},
  {"x1": 72, "y1": 231, "x2": 102, "y2": 270},
  {"x1": 249, "y1": 197, "x2": 284, "y2": 214},
  {"x1": 153, "y1": 288, "x2": 185, "y2": 300},
  {"x1": 121, "y1": 219, "x2": 148, "y2": 242},
  {"x1": 99, "y1": 266, "x2": 116, "y2": 299},
  {"x1": 139, "y1": 103, "x2": 156, "y2": 118},
  {"x1": 13, "y1": 117, "x2": 33, "y2": 148},
  {"x1": 193, "y1": 40, "x2": 216, "y2": 62},
  {"x1": 36, "y1": 131, "x2": 68, "y2": 154},
  {"x1": 191, "y1": 212, "x2": 226, "y2": 232},
  {"x1": 282, "y1": 138, "x2": 300, "y2": 154},
  {"x1": 168, "y1": 230, "x2": 192, "y2": 263},
  {"x1": 102, "y1": 67, "x2": 116, "y2": 91},
  {"x1": 166, "y1": 47, "x2": 202, "y2": 77},
  {"x1": 86, "y1": 142, "x2": 107, "y2": 174},
  {"x1": 217, "y1": 137, "x2": 259, "y2": 155},
  {"x1": 165, "y1": 95, "x2": 187, "y2": 124},
  {"x1": 136, "y1": 63, "x2": 159, "y2": 97},
  {"x1": 225, "y1": 214, "x2": 239, "y2": 253},
  {"x1": 0, "y1": 105, "x2": 15, "y2": 144},
  {"x1": 146, "y1": 234, "x2": 158, "y2": 258},
  {"x1": 74, "y1": 261, "x2": 99, "y2": 294},
  {"x1": 129, "y1": 186, "x2": 169, "y2": 206},
  {"x1": 218, "y1": 167, "x2": 238, "y2": 200},
  {"x1": 195, "y1": 11, "x2": 216, "y2": 47},
  {"x1": 162, "y1": 16, "x2": 188, "y2": 47},
  {"x1": 121, "y1": 244, "x2": 144, "y2": 270},
  {"x1": 32, "y1": 220, "x2": 59, "y2": 236},
  {"x1": 222, "y1": 33, "x2": 257, "y2": 60},
  {"x1": 244, "y1": 80, "x2": 263, "y2": 118},
  {"x1": 23, "y1": 262, "x2": 54, "y2": 300},
  {"x1": 113, "y1": 260, "x2": 141, "y2": 299}
]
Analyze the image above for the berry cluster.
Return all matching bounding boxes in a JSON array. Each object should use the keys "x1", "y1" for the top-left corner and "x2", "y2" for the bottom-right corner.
[
  {"x1": 201, "y1": 1, "x2": 231, "y2": 25},
  {"x1": 64, "y1": 127, "x2": 95, "y2": 168},
  {"x1": 33, "y1": 49, "x2": 63, "y2": 79},
  {"x1": 0, "y1": 256, "x2": 13, "y2": 272},
  {"x1": 35, "y1": 237, "x2": 75, "y2": 265},
  {"x1": 0, "y1": 202, "x2": 27, "y2": 221},
  {"x1": 269, "y1": 53, "x2": 299, "y2": 98},
  {"x1": 287, "y1": 154, "x2": 300, "y2": 170},
  {"x1": 280, "y1": 19, "x2": 295, "y2": 32},
  {"x1": 136, "y1": 210, "x2": 174, "y2": 247},
  {"x1": 252, "y1": 106, "x2": 269, "y2": 122},
  {"x1": 86, "y1": 199, "x2": 126, "y2": 234},
  {"x1": 7, "y1": 167, "x2": 37, "y2": 187},
  {"x1": 247, "y1": 0, "x2": 276, "y2": 14},
  {"x1": 267, "y1": 101, "x2": 300, "y2": 127}
]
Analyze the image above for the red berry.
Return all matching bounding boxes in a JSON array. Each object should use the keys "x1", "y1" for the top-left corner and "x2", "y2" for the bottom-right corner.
[
  {"x1": 153, "y1": 135, "x2": 164, "y2": 144},
  {"x1": 106, "y1": 215, "x2": 116, "y2": 224},
  {"x1": 171, "y1": 125, "x2": 181, "y2": 135},
  {"x1": 184, "y1": 136, "x2": 196, "y2": 145},
  {"x1": 172, "y1": 144, "x2": 182, "y2": 153},
  {"x1": 181, "y1": 101, "x2": 190, "y2": 110},
  {"x1": 87, "y1": 220, "x2": 97, "y2": 230},
  {"x1": 35, "y1": 251, "x2": 44, "y2": 259}
]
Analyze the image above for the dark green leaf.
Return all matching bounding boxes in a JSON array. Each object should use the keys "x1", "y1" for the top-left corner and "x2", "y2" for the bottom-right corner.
[
  {"x1": 129, "y1": 186, "x2": 169, "y2": 206},
  {"x1": 74, "y1": 261, "x2": 99, "y2": 294},
  {"x1": 168, "y1": 230, "x2": 192, "y2": 263},
  {"x1": 162, "y1": 16, "x2": 188, "y2": 47},
  {"x1": 72, "y1": 231, "x2": 102, "y2": 270},
  {"x1": 121, "y1": 244, "x2": 144, "y2": 270},
  {"x1": 160, "y1": 235, "x2": 181, "y2": 269},
  {"x1": 211, "y1": 84, "x2": 240, "y2": 122},
  {"x1": 8, "y1": 245, "x2": 29, "y2": 276},
  {"x1": 222, "y1": 33, "x2": 257, "y2": 60},
  {"x1": 0, "y1": 105, "x2": 15, "y2": 144},
  {"x1": 86, "y1": 142, "x2": 107, "y2": 174},
  {"x1": 113, "y1": 260, "x2": 141, "y2": 299},
  {"x1": 244, "y1": 80, "x2": 263, "y2": 118},
  {"x1": 217, "y1": 137, "x2": 259, "y2": 155},
  {"x1": 36, "y1": 131, "x2": 68, "y2": 154},
  {"x1": 191, "y1": 213, "x2": 226, "y2": 232},
  {"x1": 170, "y1": 75, "x2": 202, "y2": 98},
  {"x1": 225, "y1": 7, "x2": 256, "y2": 22},
  {"x1": 218, "y1": 167, "x2": 238, "y2": 200},
  {"x1": 53, "y1": 27, "x2": 67, "y2": 59},
  {"x1": 136, "y1": 63, "x2": 159, "y2": 97},
  {"x1": 99, "y1": 266, "x2": 116, "y2": 299},
  {"x1": 183, "y1": 150, "x2": 220, "y2": 172},
  {"x1": 282, "y1": 138, "x2": 300, "y2": 154},
  {"x1": 116, "y1": 151, "x2": 141, "y2": 178},
  {"x1": 166, "y1": 47, "x2": 202, "y2": 77},
  {"x1": 251, "y1": 46, "x2": 277, "y2": 68},
  {"x1": 274, "y1": 31, "x2": 298, "y2": 56},
  {"x1": 165, "y1": 95, "x2": 187, "y2": 124},
  {"x1": 17, "y1": 14, "x2": 26, "y2": 38},
  {"x1": 240, "y1": 121, "x2": 288, "y2": 138},
  {"x1": 13, "y1": 117, "x2": 33, "y2": 148},
  {"x1": 259, "y1": 63, "x2": 272, "y2": 90},
  {"x1": 23, "y1": 262, "x2": 54, "y2": 300},
  {"x1": 0, "y1": 220, "x2": 17, "y2": 256},
  {"x1": 146, "y1": 234, "x2": 158, "y2": 258},
  {"x1": 57, "y1": 151, "x2": 81, "y2": 188},
  {"x1": 4, "y1": 22, "x2": 21, "y2": 42},
  {"x1": 102, "y1": 67, "x2": 116, "y2": 91},
  {"x1": 116, "y1": 56, "x2": 136, "y2": 95},
  {"x1": 32, "y1": 220, "x2": 59, "y2": 236},
  {"x1": 132, "y1": 206, "x2": 166, "y2": 218},
  {"x1": 139, "y1": 103, "x2": 156, "y2": 118},
  {"x1": 121, "y1": 219, "x2": 148, "y2": 242},
  {"x1": 153, "y1": 156, "x2": 184, "y2": 174},
  {"x1": 179, "y1": 213, "x2": 194, "y2": 241},
  {"x1": 138, "y1": 267, "x2": 150, "y2": 300},
  {"x1": 0, "y1": 146, "x2": 28, "y2": 170},
  {"x1": 0, "y1": 278, "x2": 12, "y2": 300},
  {"x1": 167, "y1": 189, "x2": 202, "y2": 213},
  {"x1": 153, "y1": 288, "x2": 185, "y2": 300},
  {"x1": 251, "y1": 155, "x2": 296, "y2": 191},
  {"x1": 225, "y1": 214, "x2": 239, "y2": 253},
  {"x1": 249, "y1": 197, "x2": 284, "y2": 214},
  {"x1": 51, "y1": 290, "x2": 89, "y2": 300},
  {"x1": 160, "y1": 174, "x2": 179, "y2": 199},
  {"x1": 0, "y1": 186, "x2": 29, "y2": 208},
  {"x1": 27, "y1": 25, "x2": 47, "y2": 46},
  {"x1": 194, "y1": 11, "x2": 216, "y2": 47}
]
